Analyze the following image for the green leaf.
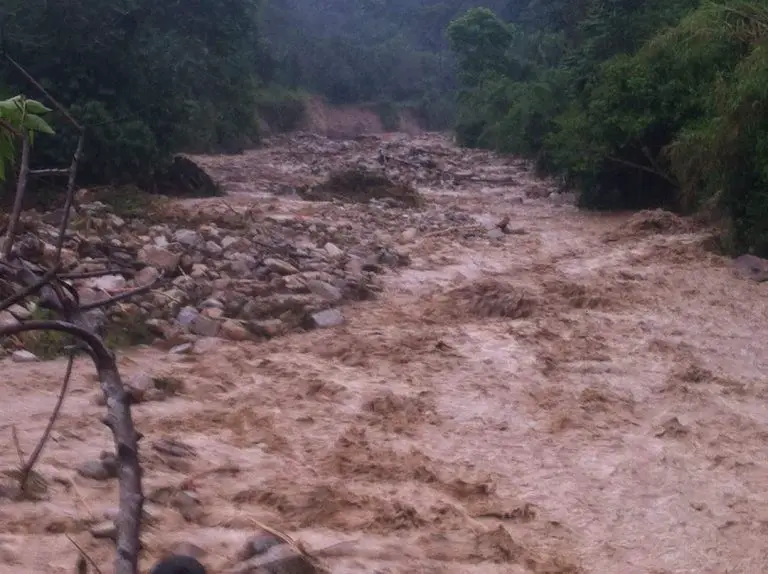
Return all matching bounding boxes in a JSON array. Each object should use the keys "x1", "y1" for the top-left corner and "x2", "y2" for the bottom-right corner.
[
  {"x1": 24, "y1": 99, "x2": 53, "y2": 115},
  {"x1": 22, "y1": 114, "x2": 56, "y2": 135}
]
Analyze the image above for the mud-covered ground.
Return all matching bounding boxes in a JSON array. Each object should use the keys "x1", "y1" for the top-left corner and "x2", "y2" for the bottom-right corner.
[{"x1": 2, "y1": 132, "x2": 768, "y2": 574}]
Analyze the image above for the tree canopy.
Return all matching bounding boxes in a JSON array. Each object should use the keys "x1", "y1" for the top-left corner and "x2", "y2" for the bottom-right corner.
[
  {"x1": 448, "y1": 0, "x2": 768, "y2": 255},
  {"x1": 0, "y1": 0, "x2": 271, "y2": 186}
]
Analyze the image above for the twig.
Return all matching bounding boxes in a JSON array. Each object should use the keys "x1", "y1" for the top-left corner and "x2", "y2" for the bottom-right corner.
[
  {"x1": 0, "y1": 265, "x2": 59, "y2": 312},
  {"x1": 55, "y1": 133, "x2": 85, "y2": 263},
  {"x1": 606, "y1": 155, "x2": 678, "y2": 186},
  {"x1": 65, "y1": 534, "x2": 104, "y2": 574},
  {"x1": 11, "y1": 425, "x2": 24, "y2": 466},
  {"x1": 0, "y1": 117, "x2": 22, "y2": 137},
  {"x1": 1, "y1": 320, "x2": 143, "y2": 574},
  {"x1": 3, "y1": 132, "x2": 30, "y2": 259},
  {"x1": 4, "y1": 54, "x2": 83, "y2": 130},
  {"x1": 60, "y1": 268, "x2": 134, "y2": 280},
  {"x1": 18, "y1": 351, "x2": 75, "y2": 491},
  {"x1": 78, "y1": 279, "x2": 159, "y2": 312},
  {"x1": 29, "y1": 168, "x2": 70, "y2": 177}
]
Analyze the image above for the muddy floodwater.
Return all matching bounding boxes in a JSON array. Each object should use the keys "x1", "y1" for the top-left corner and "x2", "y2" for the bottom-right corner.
[{"x1": 2, "y1": 132, "x2": 768, "y2": 574}]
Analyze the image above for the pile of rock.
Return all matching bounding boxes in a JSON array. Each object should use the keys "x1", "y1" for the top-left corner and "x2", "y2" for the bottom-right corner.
[{"x1": 1, "y1": 199, "x2": 411, "y2": 359}]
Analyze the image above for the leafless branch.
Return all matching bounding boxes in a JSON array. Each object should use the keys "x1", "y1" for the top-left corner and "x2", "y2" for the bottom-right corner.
[
  {"x1": 1, "y1": 56, "x2": 145, "y2": 574},
  {"x1": 29, "y1": 168, "x2": 70, "y2": 177},
  {"x1": 4, "y1": 54, "x2": 83, "y2": 131},
  {"x1": 66, "y1": 534, "x2": 104, "y2": 574},
  {"x1": 0, "y1": 117, "x2": 22, "y2": 137},
  {"x1": 11, "y1": 425, "x2": 24, "y2": 466},
  {"x1": 3, "y1": 132, "x2": 30, "y2": 259},
  {"x1": 60, "y1": 268, "x2": 135, "y2": 280},
  {"x1": 79, "y1": 278, "x2": 161, "y2": 312},
  {"x1": 55, "y1": 134, "x2": 85, "y2": 263},
  {"x1": 0, "y1": 264, "x2": 59, "y2": 312},
  {"x1": 17, "y1": 351, "x2": 75, "y2": 492},
  {"x1": 1, "y1": 320, "x2": 144, "y2": 574}
]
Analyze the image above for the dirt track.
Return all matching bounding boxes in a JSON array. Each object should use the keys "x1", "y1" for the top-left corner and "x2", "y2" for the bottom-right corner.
[{"x1": 2, "y1": 133, "x2": 768, "y2": 574}]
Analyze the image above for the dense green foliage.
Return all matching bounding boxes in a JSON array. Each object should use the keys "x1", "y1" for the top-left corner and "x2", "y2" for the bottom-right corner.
[
  {"x1": 0, "y1": 0, "x2": 274, "y2": 186},
  {"x1": 448, "y1": 0, "x2": 768, "y2": 254},
  {"x1": 0, "y1": 95, "x2": 55, "y2": 181}
]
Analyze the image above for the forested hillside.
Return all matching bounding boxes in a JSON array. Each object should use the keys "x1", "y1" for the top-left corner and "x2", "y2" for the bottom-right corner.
[
  {"x1": 447, "y1": 0, "x2": 768, "y2": 255},
  {"x1": 0, "y1": 0, "x2": 277, "y2": 187}
]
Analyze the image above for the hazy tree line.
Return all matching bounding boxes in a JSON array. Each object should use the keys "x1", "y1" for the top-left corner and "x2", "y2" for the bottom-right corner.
[{"x1": 262, "y1": 0, "x2": 509, "y2": 129}]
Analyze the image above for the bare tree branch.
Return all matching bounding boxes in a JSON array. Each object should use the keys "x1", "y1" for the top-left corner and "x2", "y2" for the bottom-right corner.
[
  {"x1": 4, "y1": 54, "x2": 83, "y2": 131},
  {"x1": 79, "y1": 278, "x2": 160, "y2": 312},
  {"x1": 0, "y1": 264, "x2": 59, "y2": 312},
  {"x1": 0, "y1": 117, "x2": 22, "y2": 137},
  {"x1": 61, "y1": 268, "x2": 135, "y2": 280},
  {"x1": 1, "y1": 56, "x2": 144, "y2": 574},
  {"x1": 55, "y1": 133, "x2": 85, "y2": 263},
  {"x1": 1, "y1": 320, "x2": 144, "y2": 574},
  {"x1": 66, "y1": 534, "x2": 104, "y2": 574},
  {"x1": 18, "y1": 351, "x2": 75, "y2": 492},
  {"x1": 29, "y1": 168, "x2": 70, "y2": 177},
  {"x1": 3, "y1": 132, "x2": 30, "y2": 259}
]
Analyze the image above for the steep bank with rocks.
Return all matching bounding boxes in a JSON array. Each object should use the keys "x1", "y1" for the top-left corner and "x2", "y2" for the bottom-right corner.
[{"x1": 2, "y1": 132, "x2": 768, "y2": 574}]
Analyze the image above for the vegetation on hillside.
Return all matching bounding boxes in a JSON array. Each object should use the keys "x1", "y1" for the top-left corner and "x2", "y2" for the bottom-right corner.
[
  {"x1": 0, "y1": 0, "x2": 275, "y2": 187},
  {"x1": 448, "y1": 0, "x2": 768, "y2": 255}
]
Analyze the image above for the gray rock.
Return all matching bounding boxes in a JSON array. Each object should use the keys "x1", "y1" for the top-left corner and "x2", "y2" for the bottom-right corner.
[
  {"x1": 169, "y1": 343, "x2": 193, "y2": 355},
  {"x1": 139, "y1": 246, "x2": 181, "y2": 272},
  {"x1": 135, "y1": 266, "x2": 160, "y2": 286},
  {"x1": 125, "y1": 372, "x2": 154, "y2": 403},
  {"x1": 248, "y1": 319, "x2": 285, "y2": 338},
  {"x1": 172, "y1": 490, "x2": 205, "y2": 523},
  {"x1": 191, "y1": 316, "x2": 220, "y2": 337},
  {"x1": 733, "y1": 254, "x2": 768, "y2": 282},
  {"x1": 228, "y1": 544, "x2": 316, "y2": 574},
  {"x1": 308, "y1": 308, "x2": 345, "y2": 329},
  {"x1": 236, "y1": 532, "x2": 284, "y2": 561},
  {"x1": 487, "y1": 228, "x2": 505, "y2": 240},
  {"x1": 190, "y1": 263, "x2": 209, "y2": 279},
  {"x1": 173, "y1": 229, "x2": 203, "y2": 247},
  {"x1": 201, "y1": 298, "x2": 224, "y2": 309},
  {"x1": 307, "y1": 279, "x2": 342, "y2": 302},
  {"x1": 11, "y1": 350, "x2": 39, "y2": 363},
  {"x1": 230, "y1": 259, "x2": 252, "y2": 276},
  {"x1": 205, "y1": 240, "x2": 223, "y2": 255},
  {"x1": 324, "y1": 242, "x2": 344, "y2": 258},
  {"x1": 264, "y1": 257, "x2": 299, "y2": 276},
  {"x1": 221, "y1": 236, "x2": 241, "y2": 250},
  {"x1": 76, "y1": 458, "x2": 117, "y2": 481},
  {"x1": 153, "y1": 235, "x2": 170, "y2": 248},
  {"x1": 401, "y1": 227, "x2": 418, "y2": 242},
  {"x1": 177, "y1": 307, "x2": 200, "y2": 328},
  {"x1": 284, "y1": 274, "x2": 308, "y2": 292},
  {"x1": 7, "y1": 304, "x2": 32, "y2": 320},
  {"x1": 0, "y1": 311, "x2": 19, "y2": 329},
  {"x1": 89, "y1": 521, "x2": 117, "y2": 540},
  {"x1": 89, "y1": 274, "x2": 127, "y2": 292},
  {"x1": 220, "y1": 320, "x2": 249, "y2": 341}
]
